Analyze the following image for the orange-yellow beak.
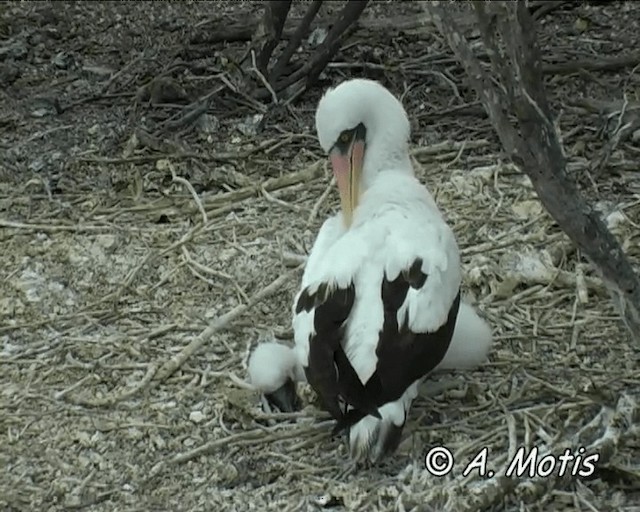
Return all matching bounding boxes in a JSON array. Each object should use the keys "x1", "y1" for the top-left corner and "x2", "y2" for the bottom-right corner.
[{"x1": 329, "y1": 124, "x2": 366, "y2": 228}]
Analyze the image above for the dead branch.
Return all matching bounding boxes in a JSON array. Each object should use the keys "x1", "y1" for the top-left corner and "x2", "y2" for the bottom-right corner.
[
  {"x1": 191, "y1": 5, "x2": 559, "y2": 47},
  {"x1": 426, "y1": 1, "x2": 640, "y2": 342},
  {"x1": 543, "y1": 51, "x2": 640, "y2": 75},
  {"x1": 529, "y1": 1, "x2": 573, "y2": 20},
  {"x1": 153, "y1": 264, "x2": 303, "y2": 383},
  {"x1": 256, "y1": 0, "x2": 369, "y2": 101},
  {"x1": 566, "y1": 96, "x2": 640, "y2": 171},
  {"x1": 567, "y1": 97, "x2": 640, "y2": 115},
  {"x1": 189, "y1": 12, "x2": 437, "y2": 46},
  {"x1": 193, "y1": 3, "x2": 640, "y2": 104},
  {"x1": 270, "y1": 0, "x2": 323, "y2": 84},
  {"x1": 282, "y1": 0, "x2": 367, "y2": 90},
  {"x1": 253, "y1": 1, "x2": 292, "y2": 76},
  {"x1": 192, "y1": 1, "x2": 367, "y2": 102},
  {"x1": 199, "y1": 160, "x2": 323, "y2": 214}
]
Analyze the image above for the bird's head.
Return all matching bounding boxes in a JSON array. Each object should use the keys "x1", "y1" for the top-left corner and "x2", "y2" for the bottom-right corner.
[{"x1": 315, "y1": 78, "x2": 412, "y2": 226}]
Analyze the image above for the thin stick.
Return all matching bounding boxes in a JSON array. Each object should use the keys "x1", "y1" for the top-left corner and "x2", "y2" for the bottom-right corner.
[
  {"x1": 0, "y1": 220, "x2": 115, "y2": 232},
  {"x1": 251, "y1": 49, "x2": 278, "y2": 104},
  {"x1": 202, "y1": 160, "x2": 323, "y2": 213},
  {"x1": 147, "y1": 422, "x2": 328, "y2": 480},
  {"x1": 154, "y1": 265, "x2": 304, "y2": 383},
  {"x1": 411, "y1": 139, "x2": 489, "y2": 157},
  {"x1": 158, "y1": 160, "x2": 208, "y2": 225},
  {"x1": 61, "y1": 363, "x2": 158, "y2": 407}
]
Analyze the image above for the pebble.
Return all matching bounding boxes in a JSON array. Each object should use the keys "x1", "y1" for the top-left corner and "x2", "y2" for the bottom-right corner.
[{"x1": 189, "y1": 410, "x2": 205, "y2": 423}]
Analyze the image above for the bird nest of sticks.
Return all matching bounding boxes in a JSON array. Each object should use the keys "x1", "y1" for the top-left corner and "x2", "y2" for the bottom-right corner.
[{"x1": 1, "y1": 2, "x2": 638, "y2": 511}]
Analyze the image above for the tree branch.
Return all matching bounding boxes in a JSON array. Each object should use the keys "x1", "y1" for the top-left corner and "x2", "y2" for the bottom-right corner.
[
  {"x1": 528, "y1": 0, "x2": 573, "y2": 20},
  {"x1": 262, "y1": 0, "x2": 368, "y2": 100},
  {"x1": 270, "y1": 0, "x2": 323, "y2": 84},
  {"x1": 253, "y1": 1, "x2": 292, "y2": 76},
  {"x1": 426, "y1": 1, "x2": 640, "y2": 342}
]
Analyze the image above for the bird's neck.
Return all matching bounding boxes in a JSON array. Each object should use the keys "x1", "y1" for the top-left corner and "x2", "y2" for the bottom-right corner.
[{"x1": 362, "y1": 144, "x2": 413, "y2": 190}]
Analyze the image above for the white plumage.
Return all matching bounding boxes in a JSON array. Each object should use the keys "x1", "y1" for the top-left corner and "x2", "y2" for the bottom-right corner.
[
  {"x1": 248, "y1": 78, "x2": 492, "y2": 463},
  {"x1": 247, "y1": 342, "x2": 302, "y2": 394}
]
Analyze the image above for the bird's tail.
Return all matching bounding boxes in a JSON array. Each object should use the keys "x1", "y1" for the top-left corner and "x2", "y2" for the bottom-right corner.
[{"x1": 435, "y1": 302, "x2": 492, "y2": 371}]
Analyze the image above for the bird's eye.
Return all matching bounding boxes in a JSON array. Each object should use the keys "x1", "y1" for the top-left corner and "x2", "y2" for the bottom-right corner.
[{"x1": 339, "y1": 131, "x2": 351, "y2": 144}]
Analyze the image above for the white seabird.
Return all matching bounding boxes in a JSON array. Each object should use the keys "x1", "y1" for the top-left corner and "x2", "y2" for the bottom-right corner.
[{"x1": 248, "y1": 78, "x2": 492, "y2": 462}]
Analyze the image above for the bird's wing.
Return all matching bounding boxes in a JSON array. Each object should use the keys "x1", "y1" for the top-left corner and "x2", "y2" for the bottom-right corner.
[
  {"x1": 335, "y1": 174, "x2": 462, "y2": 430},
  {"x1": 292, "y1": 214, "x2": 380, "y2": 422},
  {"x1": 293, "y1": 175, "x2": 462, "y2": 429}
]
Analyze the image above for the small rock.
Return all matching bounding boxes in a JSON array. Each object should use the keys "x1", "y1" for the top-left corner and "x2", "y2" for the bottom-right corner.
[
  {"x1": 31, "y1": 96, "x2": 61, "y2": 116},
  {"x1": 83, "y1": 65, "x2": 114, "y2": 79},
  {"x1": 189, "y1": 410, "x2": 205, "y2": 423},
  {"x1": 0, "y1": 61, "x2": 21, "y2": 85},
  {"x1": 95, "y1": 234, "x2": 118, "y2": 252},
  {"x1": 237, "y1": 114, "x2": 264, "y2": 136},
  {"x1": 0, "y1": 41, "x2": 28, "y2": 61},
  {"x1": 197, "y1": 113, "x2": 220, "y2": 135},
  {"x1": 511, "y1": 200, "x2": 543, "y2": 220},
  {"x1": 148, "y1": 77, "x2": 188, "y2": 104},
  {"x1": 31, "y1": 108, "x2": 51, "y2": 118},
  {"x1": 606, "y1": 210, "x2": 626, "y2": 231},
  {"x1": 308, "y1": 27, "x2": 328, "y2": 47},
  {"x1": 572, "y1": 139, "x2": 586, "y2": 155},
  {"x1": 28, "y1": 158, "x2": 46, "y2": 172},
  {"x1": 313, "y1": 494, "x2": 343, "y2": 508},
  {"x1": 53, "y1": 51, "x2": 72, "y2": 69},
  {"x1": 574, "y1": 17, "x2": 589, "y2": 32}
]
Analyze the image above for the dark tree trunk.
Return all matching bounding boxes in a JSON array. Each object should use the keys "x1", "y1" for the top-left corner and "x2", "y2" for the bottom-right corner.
[
  {"x1": 426, "y1": 1, "x2": 640, "y2": 342},
  {"x1": 253, "y1": 1, "x2": 292, "y2": 76}
]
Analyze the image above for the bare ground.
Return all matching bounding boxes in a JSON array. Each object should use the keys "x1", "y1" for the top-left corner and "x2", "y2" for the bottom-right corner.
[{"x1": 1, "y1": 2, "x2": 639, "y2": 511}]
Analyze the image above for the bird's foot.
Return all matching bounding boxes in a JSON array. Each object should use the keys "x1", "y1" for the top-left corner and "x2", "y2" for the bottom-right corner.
[
  {"x1": 261, "y1": 377, "x2": 301, "y2": 413},
  {"x1": 348, "y1": 414, "x2": 405, "y2": 464}
]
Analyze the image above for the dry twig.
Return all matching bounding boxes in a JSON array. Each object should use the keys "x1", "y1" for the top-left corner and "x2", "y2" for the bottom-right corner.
[{"x1": 153, "y1": 264, "x2": 304, "y2": 383}]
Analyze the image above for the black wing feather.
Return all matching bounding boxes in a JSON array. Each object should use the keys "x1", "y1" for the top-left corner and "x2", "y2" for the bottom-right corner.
[
  {"x1": 334, "y1": 258, "x2": 460, "y2": 435},
  {"x1": 298, "y1": 283, "x2": 380, "y2": 426}
]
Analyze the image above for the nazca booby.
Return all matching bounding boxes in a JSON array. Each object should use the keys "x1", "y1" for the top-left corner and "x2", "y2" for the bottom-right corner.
[{"x1": 248, "y1": 78, "x2": 492, "y2": 462}]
